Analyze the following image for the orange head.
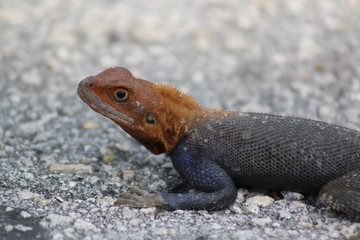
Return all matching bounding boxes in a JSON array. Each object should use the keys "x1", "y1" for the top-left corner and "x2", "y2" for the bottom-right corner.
[{"x1": 77, "y1": 67, "x2": 214, "y2": 155}]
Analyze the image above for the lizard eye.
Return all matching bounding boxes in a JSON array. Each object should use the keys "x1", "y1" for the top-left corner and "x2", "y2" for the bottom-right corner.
[
  {"x1": 145, "y1": 113, "x2": 157, "y2": 125},
  {"x1": 114, "y1": 89, "x2": 128, "y2": 102}
]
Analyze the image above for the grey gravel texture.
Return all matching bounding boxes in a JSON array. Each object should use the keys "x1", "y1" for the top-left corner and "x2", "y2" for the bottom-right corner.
[{"x1": 1, "y1": 0, "x2": 360, "y2": 239}]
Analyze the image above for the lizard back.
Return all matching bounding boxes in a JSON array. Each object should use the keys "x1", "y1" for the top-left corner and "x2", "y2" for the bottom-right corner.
[{"x1": 171, "y1": 112, "x2": 360, "y2": 193}]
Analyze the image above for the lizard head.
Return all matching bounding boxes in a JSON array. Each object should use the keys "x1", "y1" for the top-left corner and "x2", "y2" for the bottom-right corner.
[{"x1": 77, "y1": 67, "x2": 211, "y2": 155}]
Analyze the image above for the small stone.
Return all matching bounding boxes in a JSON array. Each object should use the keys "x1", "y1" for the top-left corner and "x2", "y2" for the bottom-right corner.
[
  {"x1": 82, "y1": 121, "x2": 99, "y2": 129},
  {"x1": 289, "y1": 201, "x2": 307, "y2": 212},
  {"x1": 139, "y1": 207, "x2": 156, "y2": 214},
  {"x1": 122, "y1": 170, "x2": 135, "y2": 180},
  {"x1": 229, "y1": 203, "x2": 242, "y2": 214},
  {"x1": 88, "y1": 176, "x2": 100, "y2": 184},
  {"x1": 20, "y1": 211, "x2": 31, "y2": 218},
  {"x1": 232, "y1": 217, "x2": 246, "y2": 225},
  {"x1": 23, "y1": 172, "x2": 35, "y2": 180},
  {"x1": 97, "y1": 196, "x2": 115, "y2": 206},
  {"x1": 68, "y1": 181, "x2": 77, "y2": 188},
  {"x1": 242, "y1": 205, "x2": 260, "y2": 215},
  {"x1": 272, "y1": 222, "x2": 281, "y2": 228},
  {"x1": 56, "y1": 196, "x2": 65, "y2": 203},
  {"x1": 282, "y1": 191, "x2": 304, "y2": 201},
  {"x1": 278, "y1": 209, "x2": 292, "y2": 220},
  {"x1": 129, "y1": 219, "x2": 141, "y2": 226},
  {"x1": 46, "y1": 214, "x2": 74, "y2": 227},
  {"x1": 32, "y1": 131, "x2": 53, "y2": 143},
  {"x1": 100, "y1": 147, "x2": 115, "y2": 163},
  {"x1": 115, "y1": 142, "x2": 132, "y2": 152},
  {"x1": 14, "y1": 224, "x2": 33, "y2": 232},
  {"x1": 17, "y1": 191, "x2": 36, "y2": 200},
  {"x1": 74, "y1": 219, "x2": 98, "y2": 232},
  {"x1": 5, "y1": 225, "x2": 13, "y2": 232},
  {"x1": 5, "y1": 207, "x2": 14, "y2": 211},
  {"x1": 250, "y1": 217, "x2": 272, "y2": 226},
  {"x1": 235, "y1": 190, "x2": 246, "y2": 203},
  {"x1": 245, "y1": 196, "x2": 274, "y2": 207},
  {"x1": 298, "y1": 222, "x2": 313, "y2": 228},
  {"x1": 49, "y1": 164, "x2": 93, "y2": 175}
]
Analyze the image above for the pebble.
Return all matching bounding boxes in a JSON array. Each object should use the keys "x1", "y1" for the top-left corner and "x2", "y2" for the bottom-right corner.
[
  {"x1": 14, "y1": 224, "x2": 33, "y2": 232},
  {"x1": 278, "y1": 209, "x2": 292, "y2": 220},
  {"x1": 232, "y1": 217, "x2": 247, "y2": 225},
  {"x1": 243, "y1": 195, "x2": 275, "y2": 213},
  {"x1": 250, "y1": 217, "x2": 272, "y2": 226},
  {"x1": 245, "y1": 196, "x2": 275, "y2": 208},
  {"x1": 20, "y1": 211, "x2": 31, "y2": 218},
  {"x1": 122, "y1": 170, "x2": 135, "y2": 180},
  {"x1": 242, "y1": 205, "x2": 260, "y2": 215},
  {"x1": 46, "y1": 214, "x2": 74, "y2": 227},
  {"x1": 97, "y1": 196, "x2": 115, "y2": 206},
  {"x1": 229, "y1": 203, "x2": 242, "y2": 214},
  {"x1": 17, "y1": 190, "x2": 37, "y2": 200},
  {"x1": 298, "y1": 222, "x2": 313, "y2": 228},
  {"x1": 32, "y1": 131, "x2": 53, "y2": 143},
  {"x1": 139, "y1": 207, "x2": 156, "y2": 215},
  {"x1": 5, "y1": 225, "x2": 13, "y2": 232},
  {"x1": 129, "y1": 219, "x2": 141, "y2": 226},
  {"x1": 49, "y1": 164, "x2": 93, "y2": 175},
  {"x1": 282, "y1": 191, "x2": 304, "y2": 201},
  {"x1": 74, "y1": 219, "x2": 98, "y2": 232},
  {"x1": 82, "y1": 121, "x2": 100, "y2": 129},
  {"x1": 100, "y1": 146, "x2": 115, "y2": 163},
  {"x1": 23, "y1": 172, "x2": 35, "y2": 180}
]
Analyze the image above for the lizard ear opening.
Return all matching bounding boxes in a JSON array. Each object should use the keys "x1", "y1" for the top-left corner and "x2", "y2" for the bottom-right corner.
[{"x1": 145, "y1": 113, "x2": 157, "y2": 125}]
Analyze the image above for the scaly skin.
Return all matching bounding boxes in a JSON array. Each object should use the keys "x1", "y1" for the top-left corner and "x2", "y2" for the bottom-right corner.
[{"x1": 77, "y1": 67, "x2": 360, "y2": 216}]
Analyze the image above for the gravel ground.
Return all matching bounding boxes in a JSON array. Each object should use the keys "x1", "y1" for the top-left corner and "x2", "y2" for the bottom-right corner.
[{"x1": 1, "y1": 0, "x2": 360, "y2": 239}]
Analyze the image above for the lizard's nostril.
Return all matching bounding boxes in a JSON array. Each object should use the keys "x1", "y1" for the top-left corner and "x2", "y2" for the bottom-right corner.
[{"x1": 81, "y1": 77, "x2": 94, "y2": 88}]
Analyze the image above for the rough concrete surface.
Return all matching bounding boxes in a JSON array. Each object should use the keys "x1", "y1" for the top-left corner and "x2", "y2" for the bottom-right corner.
[{"x1": 1, "y1": 0, "x2": 360, "y2": 239}]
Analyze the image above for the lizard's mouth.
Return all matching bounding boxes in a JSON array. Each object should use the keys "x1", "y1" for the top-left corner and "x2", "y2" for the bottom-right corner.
[{"x1": 77, "y1": 78, "x2": 134, "y2": 125}]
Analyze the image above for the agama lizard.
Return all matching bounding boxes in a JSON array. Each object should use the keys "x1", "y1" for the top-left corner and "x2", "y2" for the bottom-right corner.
[{"x1": 77, "y1": 67, "x2": 360, "y2": 216}]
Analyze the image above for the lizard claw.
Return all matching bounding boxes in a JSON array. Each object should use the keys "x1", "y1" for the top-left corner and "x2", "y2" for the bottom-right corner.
[{"x1": 114, "y1": 187, "x2": 167, "y2": 208}]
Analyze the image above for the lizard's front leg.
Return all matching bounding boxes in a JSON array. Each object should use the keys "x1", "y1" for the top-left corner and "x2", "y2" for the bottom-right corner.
[{"x1": 115, "y1": 154, "x2": 237, "y2": 210}]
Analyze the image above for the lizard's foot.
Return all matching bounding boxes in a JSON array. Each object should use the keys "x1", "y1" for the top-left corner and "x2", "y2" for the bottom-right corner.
[{"x1": 114, "y1": 187, "x2": 168, "y2": 208}]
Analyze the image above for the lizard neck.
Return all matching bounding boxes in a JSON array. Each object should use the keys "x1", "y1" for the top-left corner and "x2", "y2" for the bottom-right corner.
[{"x1": 153, "y1": 84, "x2": 229, "y2": 154}]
